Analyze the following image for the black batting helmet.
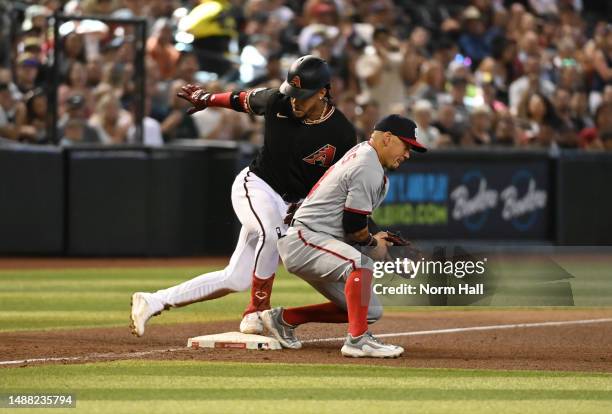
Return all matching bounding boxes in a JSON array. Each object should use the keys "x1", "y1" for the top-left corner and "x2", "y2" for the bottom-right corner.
[{"x1": 280, "y1": 55, "x2": 331, "y2": 100}]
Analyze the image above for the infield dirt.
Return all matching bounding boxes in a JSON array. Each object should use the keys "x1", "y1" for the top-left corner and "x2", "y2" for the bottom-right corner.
[{"x1": 2, "y1": 310, "x2": 611, "y2": 372}]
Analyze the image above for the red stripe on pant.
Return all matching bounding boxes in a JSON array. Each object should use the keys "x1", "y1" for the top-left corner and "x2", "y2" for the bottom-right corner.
[{"x1": 297, "y1": 229, "x2": 356, "y2": 271}]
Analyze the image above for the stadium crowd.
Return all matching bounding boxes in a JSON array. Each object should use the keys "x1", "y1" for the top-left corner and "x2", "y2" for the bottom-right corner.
[{"x1": 0, "y1": 0, "x2": 610, "y2": 150}]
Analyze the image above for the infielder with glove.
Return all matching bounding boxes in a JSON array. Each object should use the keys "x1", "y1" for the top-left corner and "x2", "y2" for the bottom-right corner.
[
  {"x1": 130, "y1": 56, "x2": 356, "y2": 336},
  {"x1": 262, "y1": 114, "x2": 427, "y2": 358}
]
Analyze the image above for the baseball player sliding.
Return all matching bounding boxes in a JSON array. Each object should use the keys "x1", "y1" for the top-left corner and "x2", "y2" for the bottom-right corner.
[
  {"x1": 130, "y1": 56, "x2": 356, "y2": 336},
  {"x1": 262, "y1": 114, "x2": 427, "y2": 358}
]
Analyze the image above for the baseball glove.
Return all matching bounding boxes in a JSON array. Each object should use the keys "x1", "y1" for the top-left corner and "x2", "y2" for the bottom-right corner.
[
  {"x1": 384, "y1": 231, "x2": 410, "y2": 246},
  {"x1": 383, "y1": 231, "x2": 425, "y2": 263}
]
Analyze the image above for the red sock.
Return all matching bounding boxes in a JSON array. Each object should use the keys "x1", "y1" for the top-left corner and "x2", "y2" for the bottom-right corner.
[
  {"x1": 282, "y1": 302, "x2": 348, "y2": 326},
  {"x1": 243, "y1": 273, "x2": 274, "y2": 316},
  {"x1": 344, "y1": 268, "x2": 372, "y2": 337}
]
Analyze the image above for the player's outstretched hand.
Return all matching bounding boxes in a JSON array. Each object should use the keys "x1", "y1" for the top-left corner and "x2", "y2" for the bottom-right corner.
[{"x1": 177, "y1": 84, "x2": 211, "y2": 115}]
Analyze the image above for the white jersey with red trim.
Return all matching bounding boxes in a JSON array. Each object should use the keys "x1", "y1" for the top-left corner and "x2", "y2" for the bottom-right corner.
[{"x1": 292, "y1": 141, "x2": 388, "y2": 240}]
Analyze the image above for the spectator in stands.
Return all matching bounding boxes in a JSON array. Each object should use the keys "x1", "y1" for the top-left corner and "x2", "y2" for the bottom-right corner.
[
  {"x1": 245, "y1": 51, "x2": 283, "y2": 88},
  {"x1": 59, "y1": 32, "x2": 86, "y2": 80},
  {"x1": 458, "y1": 6, "x2": 490, "y2": 67},
  {"x1": 95, "y1": 61, "x2": 134, "y2": 109},
  {"x1": 479, "y1": 36, "x2": 520, "y2": 104},
  {"x1": 58, "y1": 61, "x2": 94, "y2": 117},
  {"x1": 185, "y1": 0, "x2": 237, "y2": 75},
  {"x1": 161, "y1": 82, "x2": 199, "y2": 141},
  {"x1": 570, "y1": 90, "x2": 593, "y2": 131},
  {"x1": 81, "y1": 0, "x2": 119, "y2": 15},
  {"x1": 20, "y1": 88, "x2": 48, "y2": 144},
  {"x1": 411, "y1": 99, "x2": 440, "y2": 149},
  {"x1": 21, "y1": 4, "x2": 50, "y2": 36},
  {"x1": 1, "y1": 0, "x2": 610, "y2": 150},
  {"x1": 127, "y1": 98, "x2": 163, "y2": 146},
  {"x1": 0, "y1": 82, "x2": 25, "y2": 141},
  {"x1": 60, "y1": 119, "x2": 95, "y2": 146},
  {"x1": 579, "y1": 102, "x2": 612, "y2": 150},
  {"x1": 462, "y1": 105, "x2": 493, "y2": 146},
  {"x1": 147, "y1": 18, "x2": 179, "y2": 81},
  {"x1": 144, "y1": 58, "x2": 169, "y2": 122},
  {"x1": 509, "y1": 54, "x2": 555, "y2": 114},
  {"x1": 354, "y1": 100, "x2": 380, "y2": 143},
  {"x1": 88, "y1": 93, "x2": 133, "y2": 144},
  {"x1": 173, "y1": 51, "x2": 199, "y2": 86},
  {"x1": 603, "y1": 84, "x2": 612, "y2": 104},
  {"x1": 159, "y1": 51, "x2": 200, "y2": 141},
  {"x1": 14, "y1": 53, "x2": 40, "y2": 98},
  {"x1": 517, "y1": 92, "x2": 564, "y2": 148},
  {"x1": 20, "y1": 36, "x2": 46, "y2": 65},
  {"x1": 586, "y1": 22, "x2": 612, "y2": 104},
  {"x1": 355, "y1": 27, "x2": 407, "y2": 116},
  {"x1": 113, "y1": 0, "x2": 149, "y2": 21},
  {"x1": 480, "y1": 73, "x2": 508, "y2": 115},
  {"x1": 553, "y1": 88, "x2": 581, "y2": 134},
  {"x1": 408, "y1": 60, "x2": 445, "y2": 106},
  {"x1": 492, "y1": 111, "x2": 519, "y2": 147},
  {"x1": 432, "y1": 102, "x2": 462, "y2": 147},
  {"x1": 85, "y1": 56, "x2": 104, "y2": 88},
  {"x1": 337, "y1": 93, "x2": 358, "y2": 126},
  {"x1": 445, "y1": 75, "x2": 471, "y2": 130},
  {"x1": 58, "y1": 95, "x2": 100, "y2": 144}
]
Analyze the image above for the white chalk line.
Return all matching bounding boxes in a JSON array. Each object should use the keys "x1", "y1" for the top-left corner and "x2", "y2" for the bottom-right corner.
[
  {"x1": 302, "y1": 318, "x2": 612, "y2": 343},
  {"x1": 0, "y1": 348, "x2": 185, "y2": 366},
  {"x1": 1, "y1": 318, "x2": 611, "y2": 366}
]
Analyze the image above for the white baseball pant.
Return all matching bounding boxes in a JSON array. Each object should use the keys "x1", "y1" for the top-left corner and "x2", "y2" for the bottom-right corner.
[{"x1": 147, "y1": 167, "x2": 288, "y2": 311}]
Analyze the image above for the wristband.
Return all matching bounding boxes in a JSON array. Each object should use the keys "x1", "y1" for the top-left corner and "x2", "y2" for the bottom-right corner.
[{"x1": 357, "y1": 233, "x2": 377, "y2": 247}]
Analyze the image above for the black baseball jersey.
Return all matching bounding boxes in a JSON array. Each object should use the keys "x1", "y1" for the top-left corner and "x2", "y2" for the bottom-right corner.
[{"x1": 240, "y1": 88, "x2": 356, "y2": 202}]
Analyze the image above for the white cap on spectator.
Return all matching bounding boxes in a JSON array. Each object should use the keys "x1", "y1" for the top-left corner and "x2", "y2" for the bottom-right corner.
[
  {"x1": 413, "y1": 99, "x2": 433, "y2": 113},
  {"x1": 462, "y1": 6, "x2": 482, "y2": 20},
  {"x1": 472, "y1": 105, "x2": 491, "y2": 115},
  {"x1": 22, "y1": 5, "x2": 50, "y2": 31}
]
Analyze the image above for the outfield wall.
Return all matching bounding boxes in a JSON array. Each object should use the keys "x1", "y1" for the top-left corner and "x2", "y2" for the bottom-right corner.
[{"x1": 0, "y1": 145, "x2": 611, "y2": 255}]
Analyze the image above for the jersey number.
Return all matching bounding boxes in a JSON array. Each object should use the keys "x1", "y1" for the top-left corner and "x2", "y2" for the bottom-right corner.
[{"x1": 341, "y1": 145, "x2": 360, "y2": 164}]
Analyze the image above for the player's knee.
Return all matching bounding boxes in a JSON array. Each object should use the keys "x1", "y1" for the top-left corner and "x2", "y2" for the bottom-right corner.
[
  {"x1": 367, "y1": 305, "x2": 383, "y2": 323},
  {"x1": 225, "y1": 273, "x2": 253, "y2": 292}
]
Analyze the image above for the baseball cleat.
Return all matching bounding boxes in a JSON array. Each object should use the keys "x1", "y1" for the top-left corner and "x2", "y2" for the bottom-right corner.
[
  {"x1": 341, "y1": 332, "x2": 404, "y2": 358},
  {"x1": 239, "y1": 311, "x2": 264, "y2": 335},
  {"x1": 261, "y1": 307, "x2": 302, "y2": 349},
  {"x1": 130, "y1": 292, "x2": 161, "y2": 337}
]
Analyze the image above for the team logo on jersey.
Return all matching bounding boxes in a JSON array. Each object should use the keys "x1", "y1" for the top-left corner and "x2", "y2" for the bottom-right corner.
[
  {"x1": 303, "y1": 144, "x2": 336, "y2": 167},
  {"x1": 289, "y1": 75, "x2": 301, "y2": 88}
]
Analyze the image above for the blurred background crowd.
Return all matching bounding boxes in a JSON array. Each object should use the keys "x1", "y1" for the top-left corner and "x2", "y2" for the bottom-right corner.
[{"x1": 0, "y1": 0, "x2": 610, "y2": 150}]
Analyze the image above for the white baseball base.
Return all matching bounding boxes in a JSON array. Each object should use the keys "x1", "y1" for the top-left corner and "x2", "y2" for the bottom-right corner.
[{"x1": 187, "y1": 332, "x2": 282, "y2": 350}]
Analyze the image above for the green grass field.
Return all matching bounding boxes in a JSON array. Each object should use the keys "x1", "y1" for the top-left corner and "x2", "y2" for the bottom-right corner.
[
  {"x1": 1, "y1": 361, "x2": 611, "y2": 413},
  {"x1": 0, "y1": 266, "x2": 324, "y2": 332},
  {"x1": 1, "y1": 265, "x2": 611, "y2": 413}
]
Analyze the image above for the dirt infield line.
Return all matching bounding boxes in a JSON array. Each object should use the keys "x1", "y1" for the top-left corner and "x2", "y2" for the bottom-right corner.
[
  {"x1": 303, "y1": 317, "x2": 612, "y2": 343},
  {"x1": 2, "y1": 317, "x2": 611, "y2": 367},
  {"x1": 0, "y1": 348, "x2": 185, "y2": 366}
]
